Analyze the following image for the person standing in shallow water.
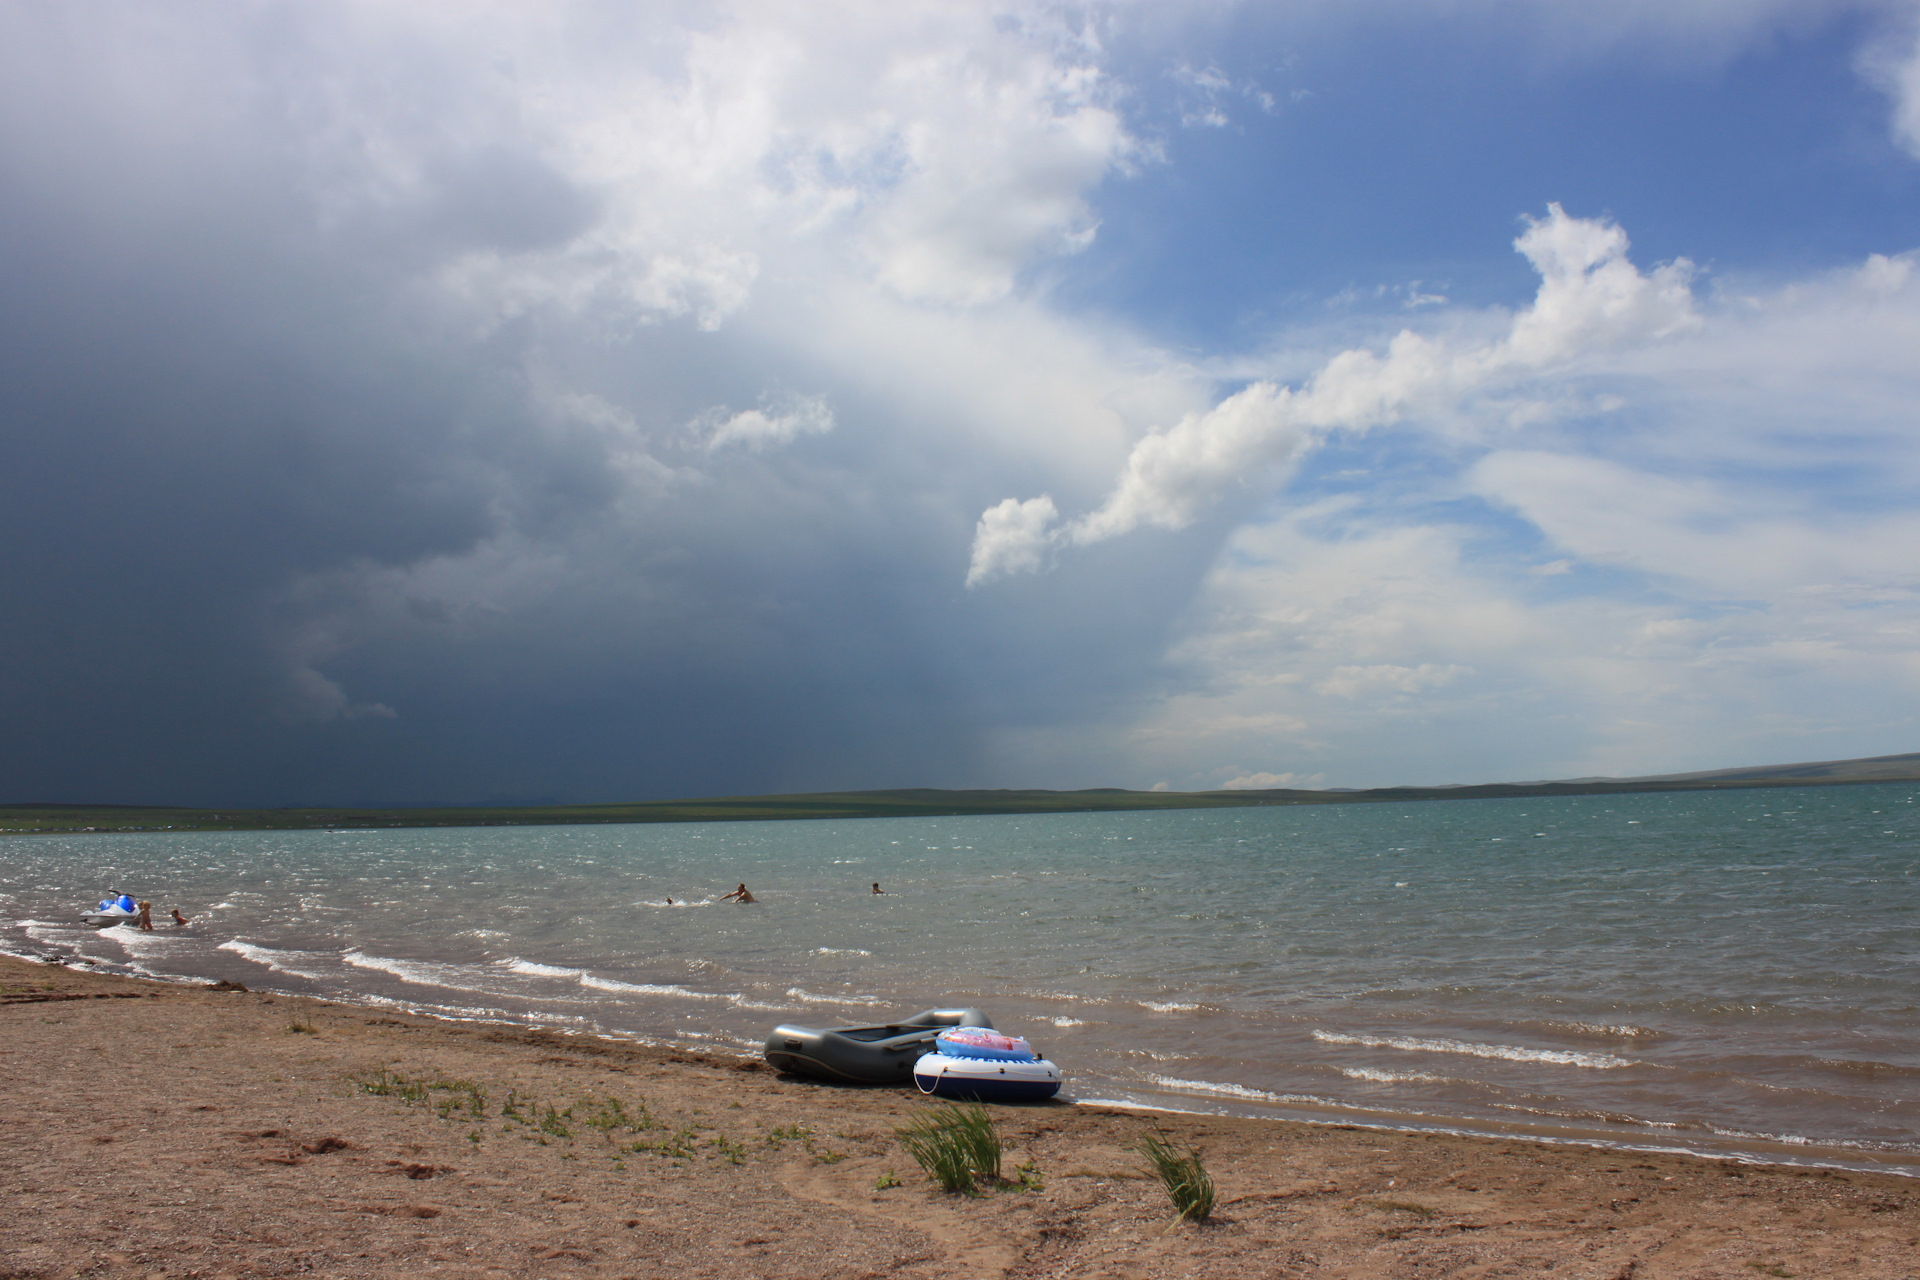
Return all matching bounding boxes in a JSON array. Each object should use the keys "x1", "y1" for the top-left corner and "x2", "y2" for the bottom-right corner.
[
  {"x1": 720, "y1": 884, "x2": 756, "y2": 904},
  {"x1": 136, "y1": 901, "x2": 153, "y2": 931}
]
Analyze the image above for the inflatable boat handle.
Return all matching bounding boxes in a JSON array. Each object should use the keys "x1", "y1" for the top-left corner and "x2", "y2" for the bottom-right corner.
[{"x1": 897, "y1": 1008, "x2": 994, "y2": 1029}]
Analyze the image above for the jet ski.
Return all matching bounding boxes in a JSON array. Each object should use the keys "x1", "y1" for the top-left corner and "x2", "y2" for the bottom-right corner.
[
  {"x1": 763, "y1": 1007, "x2": 993, "y2": 1084},
  {"x1": 82, "y1": 894, "x2": 141, "y2": 928}
]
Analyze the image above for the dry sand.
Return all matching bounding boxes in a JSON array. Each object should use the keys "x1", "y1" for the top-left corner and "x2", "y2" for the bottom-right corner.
[{"x1": 3, "y1": 955, "x2": 1916, "y2": 1279}]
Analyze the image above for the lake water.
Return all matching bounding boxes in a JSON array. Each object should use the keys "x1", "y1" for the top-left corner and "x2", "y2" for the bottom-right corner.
[{"x1": 4, "y1": 784, "x2": 1917, "y2": 1172}]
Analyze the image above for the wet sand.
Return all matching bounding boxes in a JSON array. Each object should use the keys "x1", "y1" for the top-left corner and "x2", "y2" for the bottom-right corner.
[{"x1": 3, "y1": 955, "x2": 1916, "y2": 1279}]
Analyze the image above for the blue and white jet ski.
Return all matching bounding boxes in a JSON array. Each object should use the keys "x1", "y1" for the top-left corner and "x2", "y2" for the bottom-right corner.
[{"x1": 81, "y1": 894, "x2": 141, "y2": 928}]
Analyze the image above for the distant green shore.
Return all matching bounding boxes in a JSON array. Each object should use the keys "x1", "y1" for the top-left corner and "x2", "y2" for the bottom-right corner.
[{"x1": 5, "y1": 751, "x2": 1918, "y2": 834}]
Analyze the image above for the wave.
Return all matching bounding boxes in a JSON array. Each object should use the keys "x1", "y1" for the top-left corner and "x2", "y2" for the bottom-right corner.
[
  {"x1": 1146, "y1": 1074, "x2": 1326, "y2": 1106},
  {"x1": 24, "y1": 921, "x2": 83, "y2": 945},
  {"x1": 501, "y1": 958, "x2": 588, "y2": 979},
  {"x1": 1535, "y1": 1020, "x2": 1666, "y2": 1040},
  {"x1": 1313, "y1": 1030, "x2": 1634, "y2": 1069},
  {"x1": 1701, "y1": 1125, "x2": 1917, "y2": 1153},
  {"x1": 1050, "y1": 1017, "x2": 1088, "y2": 1028},
  {"x1": 581, "y1": 975, "x2": 723, "y2": 1000},
  {"x1": 494, "y1": 955, "x2": 784, "y2": 1009},
  {"x1": 785, "y1": 987, "x2": 888, "y2": 1006},
  {"x1": 101, "y1": 929, "x2": 190, "y2": 959},
  {"x1": 1342, "y1": 1066, "x2": 1451, "y2": 1084},
  {"x1": 218, "y1": 939, "x2": 333, "y2": 981},
  {"x1": 1139, "y1": 1000, "x2": 1201, "y2": 1013},
  {"x1": 356, "y1": 992, "x2": 517, "y2": 1020},
  {"x1": 342, "y1": 950, "x2": 506, "y2": 995},
  {"x1": 812, "y1": 947, "x2": 872, "y2": 956}
]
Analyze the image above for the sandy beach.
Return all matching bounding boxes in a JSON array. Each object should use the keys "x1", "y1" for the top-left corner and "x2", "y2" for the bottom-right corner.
[{"x1": 3, "y1": 955, "x2": 1916, "y2": 1280}]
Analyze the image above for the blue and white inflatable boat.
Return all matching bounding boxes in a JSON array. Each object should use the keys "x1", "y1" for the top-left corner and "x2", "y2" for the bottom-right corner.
[{"x1": 913, "y1": 1026, "x2": 1063, "y2": 1103}]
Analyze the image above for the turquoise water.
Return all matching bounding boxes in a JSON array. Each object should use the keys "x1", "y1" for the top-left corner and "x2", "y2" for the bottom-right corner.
[{"x1": 5, "y1": 784, "x2": 1918, "y2": 1170}]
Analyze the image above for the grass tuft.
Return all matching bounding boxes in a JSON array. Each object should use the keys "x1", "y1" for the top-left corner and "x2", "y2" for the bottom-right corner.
[
  {"x1": 894, "y1": 1103, "x2": 1003, "y2": 1195},
  {"x1": 1138, "y1": 1128, "x2": 1215, "y2": 1223}
]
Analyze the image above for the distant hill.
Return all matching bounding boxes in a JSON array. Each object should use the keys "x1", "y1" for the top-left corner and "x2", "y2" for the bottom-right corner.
[{"x1": 5, "y1": 751, "x2": 1918, "y2": 834}]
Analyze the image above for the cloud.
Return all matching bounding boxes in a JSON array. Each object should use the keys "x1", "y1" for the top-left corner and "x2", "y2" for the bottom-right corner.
[
  {"x1": 702, "y1": 394, "x2": 835, "y2": 451},
  {"x1": 966, "y1": 495, "x2": 1061, "y2": 586},
  {"x1": 0, "y1": 0, "x2": 1159, "y2": 804},
  {"x1": 1861, "y1": 8, "x2": 1920, "y2": 158},
  {"x1": 1033, "y1": 240, "x2": 1920, "y2": 791},
  {"x1": 1217, "y1": 770, "x2": 1325, "y2": 790},
  {"x1": 1315, "y1": 664, "x2": 1469, "y2": 699},
  {"x1": 1170, "y1": 63, "x2": 1277, "y2": 128},
  {"x1": 5, "y1": 0, "x2": 1920, "y2": 807},
  {"x1": 965, "y1": 204, "x2": 1698, "y2": 583}
]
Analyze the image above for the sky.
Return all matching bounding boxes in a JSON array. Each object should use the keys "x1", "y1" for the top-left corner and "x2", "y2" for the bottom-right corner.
[{"x1": 4, "y1": 0, "x2": 1920, "y2": 806}]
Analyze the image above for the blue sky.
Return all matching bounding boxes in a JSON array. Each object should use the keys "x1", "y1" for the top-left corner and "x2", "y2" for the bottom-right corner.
[
  {"x1": 3, "y1": 1, "x2": 1920, "y2": 804},
  {"x1": 1082, "y1": 6, "x2": 1920, "y2": 337}
]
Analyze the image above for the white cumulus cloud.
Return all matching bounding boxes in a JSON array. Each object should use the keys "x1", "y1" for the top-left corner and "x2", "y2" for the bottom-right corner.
[
  {"x1": 965, "y1": 204, "x2": 1698, "y2": 584},
  {"x1": 703, "y1": 395, "x2": 835, "y2": 452}
]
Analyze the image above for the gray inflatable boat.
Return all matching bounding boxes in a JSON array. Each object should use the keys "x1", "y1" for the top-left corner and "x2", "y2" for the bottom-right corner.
[{"x1": 764, "y1": 1007, "x2": 993, "y2": 1084}]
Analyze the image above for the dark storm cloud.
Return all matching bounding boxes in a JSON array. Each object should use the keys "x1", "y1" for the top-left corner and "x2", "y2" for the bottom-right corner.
[{"x1": 0, "y1": 3, "x2": 1199, "y2": 804}]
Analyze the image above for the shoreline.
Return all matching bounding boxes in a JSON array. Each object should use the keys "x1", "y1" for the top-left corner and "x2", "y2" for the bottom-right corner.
[
  {"x1": 6, "y1": 759, "x2": 1919, "y2": 834},
  {"x1": 10, "y1": 934, "x2": 1913, "y2": 1184},
  {"x1": 6, "y1": 955, "x2": 1918, "y2": 1278}
]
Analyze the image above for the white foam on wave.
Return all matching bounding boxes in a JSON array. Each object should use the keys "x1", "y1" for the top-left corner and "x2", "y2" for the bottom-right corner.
[
  {"x1": 1140, "y1": 1000, "x2": 1201, "y2": 1014},
  {"x1": 502, "y1": 958, "x2": 588, "y2": 979},
  {"x1": 812, "y1": 947, "x2": 871, "y2": 956},
  {"x1": 785, "y1": 987, "x2": 888, "y2": 1006},
  {"x1": 23, "y1": 921, "x2": 82, "y2": 946},
  {"x1": 1313, "y1": 1030, "x2": 1633, "y2": 1069},
  {"x1": 218, "y1": 939, "x2": 332, "y2": 980},
  {"x1": 102, "y1": 928, "x2": 188, "y2": 958},
  {"x1": 1543, "y1": 1020, "x2": 1663, "y2": 1039},
  {"x1": 1343, "y1": 1066, "x2": 1451, "y2": 1084},
  {"x1": 342, "y1": 950, "x2": 505, "y2": 995},
  {"x1": 1123, "y1": 1047, "x2": 1193, "y2": 1062},
  {"x1": 1708, "y1": 1125, "x2": 1815, "y2": 1146},
  {"x1": 581, "y1": 975, "x2": 722, "y2": 999},
  {"x1": 494, "y1": 955, "x2": 781, "y2": 1008},
  {"x1": 357, "y1": 992, "x2": 517, "y2": 1020},
  {"x1": 1146, "y1": 1074, "x2": 1325, "y2": 1106},
  {"x1": 1050, "y1": 1017, "x2": 1088, "y2": 1028}
]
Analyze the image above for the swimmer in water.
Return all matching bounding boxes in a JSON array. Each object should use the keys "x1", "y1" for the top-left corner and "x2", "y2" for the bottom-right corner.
[
  {"x1": 871, "y1": 882, "x2": 885, "y2": 894},
  {"x1": 169, "y1": 908, "x2": 189, "y2": 927},
  {"x1": 720, "y1": 884, "x2": 756, "y2": 904},
  {"x1": 665, "y1": 897, "x2": 675, "y2": 906}
]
